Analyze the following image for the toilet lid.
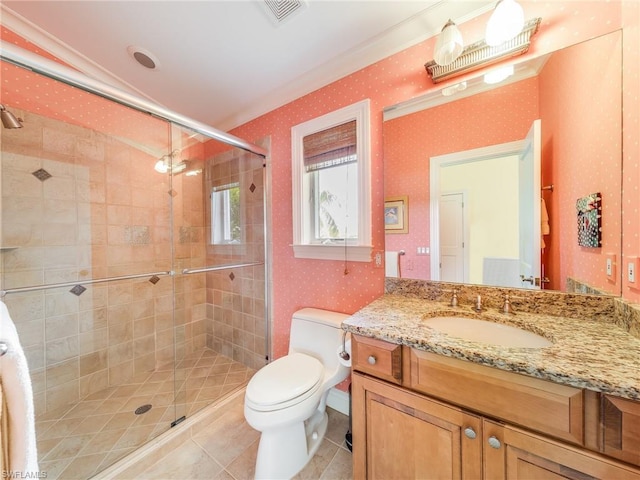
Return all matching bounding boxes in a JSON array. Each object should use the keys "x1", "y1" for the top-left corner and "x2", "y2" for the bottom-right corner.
[{"x1": 246, "y1": 352, "x2": 323, "y2": 407}]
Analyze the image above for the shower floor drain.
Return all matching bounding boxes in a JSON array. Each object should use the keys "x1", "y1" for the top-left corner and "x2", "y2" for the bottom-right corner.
[{"x1": 135, "y1": 404, "x2": 152, "y2": 415}]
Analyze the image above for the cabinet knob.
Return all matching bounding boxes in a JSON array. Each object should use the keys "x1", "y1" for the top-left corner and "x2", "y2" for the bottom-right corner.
[
  {"x1": 463, "y1": 427, "x2": 477, "y2": 439},
  {"x1": 488, "y1": 436, "x2": 502, "y2": 449},
  {"x1": 367, "y1": 355, "x2": 377, "y2": 365}
]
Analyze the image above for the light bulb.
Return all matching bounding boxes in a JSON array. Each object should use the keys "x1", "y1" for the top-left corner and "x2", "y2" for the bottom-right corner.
[
  {"x1": 154, "y1": 159, "x2": 169, "y2": 173},
  {"x1": 485, "y1": 0, "x2": 525, "y2": 47},
  {"x1": 434, "y1": 20, "x2": 464, "y2": 66}
]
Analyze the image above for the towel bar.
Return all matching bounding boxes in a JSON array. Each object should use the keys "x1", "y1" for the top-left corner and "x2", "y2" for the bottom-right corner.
[{"x1": 0, "y1": 341, "x2": 7, "y2": 357}]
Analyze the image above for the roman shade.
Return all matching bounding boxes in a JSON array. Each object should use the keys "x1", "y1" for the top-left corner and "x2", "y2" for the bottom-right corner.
[{"x1": 303, "y1": 120, "x2": 356, "y2": 172}]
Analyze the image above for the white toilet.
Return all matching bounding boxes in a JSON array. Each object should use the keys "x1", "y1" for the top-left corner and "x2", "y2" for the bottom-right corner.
[{"x1": 244, "y1": 307, "x2": 351, "y2": 480}]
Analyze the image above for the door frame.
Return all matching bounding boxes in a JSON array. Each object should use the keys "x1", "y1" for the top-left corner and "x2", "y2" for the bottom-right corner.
[{"x1": 429, "y1": 140, "x2": 525, "y2": 281}]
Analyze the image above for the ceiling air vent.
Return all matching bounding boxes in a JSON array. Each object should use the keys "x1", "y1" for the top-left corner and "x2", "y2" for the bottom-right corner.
[{"x1": 262, "y1": 0, "x2": 306, "y2": 25}]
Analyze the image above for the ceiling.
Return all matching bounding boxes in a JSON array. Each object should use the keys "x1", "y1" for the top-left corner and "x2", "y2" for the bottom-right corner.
[{"x1": 0, "y1": 1, "x2": 492, "y2": 132}]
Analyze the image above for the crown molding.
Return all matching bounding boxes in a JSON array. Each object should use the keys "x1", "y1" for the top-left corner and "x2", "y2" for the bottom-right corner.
[{"x1": 216, "y1": 1, "x2": 494, "y2": 130}]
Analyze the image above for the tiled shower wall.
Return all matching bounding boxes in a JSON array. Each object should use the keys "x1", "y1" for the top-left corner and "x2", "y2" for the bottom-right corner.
[
  {"x1": 205, "y1": 146, "x2": 268, "y2": 371},
  {"x1": 0, "y1": 107, "x2": 207, "y2": 416}
]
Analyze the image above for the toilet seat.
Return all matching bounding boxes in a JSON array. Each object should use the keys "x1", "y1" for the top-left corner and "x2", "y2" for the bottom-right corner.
[{"x1": 245, "y1": 352, "x2": 324, "y2": 412}]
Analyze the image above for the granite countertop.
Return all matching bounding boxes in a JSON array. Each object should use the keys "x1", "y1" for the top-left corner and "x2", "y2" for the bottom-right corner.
[{"x1": 342, "y1": 294, "x2": 640, "y2": 401}]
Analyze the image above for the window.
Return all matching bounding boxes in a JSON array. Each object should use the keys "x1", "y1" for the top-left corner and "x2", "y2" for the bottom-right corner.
[
  {"x1": 211, "y1": 182, "x2": 241, "y2": 244},
  {"x1": 291, "y1": 99, "x2": 372, "y2": 261}
]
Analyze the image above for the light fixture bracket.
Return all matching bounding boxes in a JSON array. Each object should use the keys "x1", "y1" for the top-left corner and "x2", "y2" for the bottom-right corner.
[{"x1": 425, "y1": 17, "x2": 541, "y2": 84}]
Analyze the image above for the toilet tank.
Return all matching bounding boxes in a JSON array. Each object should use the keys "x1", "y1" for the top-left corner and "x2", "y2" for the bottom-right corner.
[{"x1": 289, "y1": 308, "x2": 349, "y2": 371}]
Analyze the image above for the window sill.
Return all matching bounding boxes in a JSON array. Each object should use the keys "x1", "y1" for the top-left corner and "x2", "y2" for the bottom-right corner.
[{"x1": 292, "y1": 244, "x2": 373, "y2": 262}]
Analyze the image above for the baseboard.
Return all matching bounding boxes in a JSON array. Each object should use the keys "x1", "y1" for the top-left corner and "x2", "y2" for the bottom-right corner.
[{"x1": 327, "y1": 387, "x2": 350, "y2": 416}]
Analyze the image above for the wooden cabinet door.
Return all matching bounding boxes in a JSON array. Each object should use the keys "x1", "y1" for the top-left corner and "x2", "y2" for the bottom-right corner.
[
  {"x1": 352, "y1": 372, "x2": 482, "y2": 480},
  {"x1": 602, "y1": 394, "x2": 640, "y2": 467},
  {"x1": 490, "y1": 421, "x2": 640, "y2": 480}
]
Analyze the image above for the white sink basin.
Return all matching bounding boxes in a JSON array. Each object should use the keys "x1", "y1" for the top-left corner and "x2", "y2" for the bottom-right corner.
[{"x1": 425, "y1": 316, "x2": 553, "y2": 348}]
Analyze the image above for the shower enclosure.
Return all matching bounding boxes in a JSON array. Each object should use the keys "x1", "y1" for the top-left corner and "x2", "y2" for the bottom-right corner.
[{"x1": 0, "y1": 42, "x2": 268, "y2": 479}]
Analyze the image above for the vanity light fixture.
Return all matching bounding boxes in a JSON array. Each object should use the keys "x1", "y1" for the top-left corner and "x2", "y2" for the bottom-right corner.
[
  {"x1": 154, "y1": 150, "x2": 189, "y2": 174},
  {"x1": 433, "y1": 20, "x2": 464, "y2": 66},
  {"x1": 169, "y1": 161, "x2": 188, "y2": 174},
  {"x1": 484, "y1": 64, "x2": 514, "y2": 84},
  {"x1": 154, "y1": 159, "x2": 169, "y2": 173},
  {"x1": 425, "y1": 17, "x2": 540, "y2": 84},
  {"x1": 486, "y1": 0, "x2": 525, "y2": 47}
]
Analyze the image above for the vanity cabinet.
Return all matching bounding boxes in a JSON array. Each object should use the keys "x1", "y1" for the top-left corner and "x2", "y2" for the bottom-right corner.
[
  {"x1": 353, "y1": 373, "x2": 482, "y2": 479},
  {"x1": 408, "y1": 349, "x2": 584, "y2": 445},
  {"x1": 484, "y1": 421, "x2": 640, "y2": 479},
  {"x1": 351, "y1": 334, "x2": 640, "y2": 479},
  {"x1": 351, "y1": 334, "x2": 403, "y2": 385}
]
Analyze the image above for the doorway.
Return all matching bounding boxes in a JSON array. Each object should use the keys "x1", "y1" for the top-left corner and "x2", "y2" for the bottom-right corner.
[{"x1": 429, "y1": 120, "x2": 541, "y2": 288}]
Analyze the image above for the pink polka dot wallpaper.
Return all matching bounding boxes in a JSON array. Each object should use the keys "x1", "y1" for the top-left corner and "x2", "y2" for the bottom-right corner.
[
  {"x1": 228, "y1": 1, "x2": 637, "y2": 358},
  {"x1": 621, "y1": 0, "x2": 640, "y2": 301},
  {"x1": 539, "y1": 31, "x2": 622, "y2": 294},
  {"x1": 1, "y1": 1, "x2": 638, "y2": 360},
  {"x1": 384, "y1": 78, "x2": 539, "y2": 282}
]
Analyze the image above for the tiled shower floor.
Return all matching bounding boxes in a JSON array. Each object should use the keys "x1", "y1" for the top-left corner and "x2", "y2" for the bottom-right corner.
[{"x1": 34, "y1": 348, "x2": 255, "y2": 479}]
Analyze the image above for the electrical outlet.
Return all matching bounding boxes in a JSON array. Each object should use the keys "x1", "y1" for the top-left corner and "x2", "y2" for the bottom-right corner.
[
  {"x1": 373, "y1": 250, "x2": 383, "y2": 268},
  {"x1": 606, "y1": 258, "x2": 613, "y2": 276},
  {"x1": 629, "y1": 261, "x2": 636, "y2": 283}
]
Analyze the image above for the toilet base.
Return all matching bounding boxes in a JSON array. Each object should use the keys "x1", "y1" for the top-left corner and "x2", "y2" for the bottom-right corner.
[{"x1": 254, "y1": 409, "x2": 328, "y2": 480}]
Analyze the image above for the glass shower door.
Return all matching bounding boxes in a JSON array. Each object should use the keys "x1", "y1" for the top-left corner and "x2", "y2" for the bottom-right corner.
[
  {"x1": 0, "y1": 57, "x2": 184, "y2": 477},
  {"x1": 169, "y1": 123, "x2": 267, "y2": 422}
]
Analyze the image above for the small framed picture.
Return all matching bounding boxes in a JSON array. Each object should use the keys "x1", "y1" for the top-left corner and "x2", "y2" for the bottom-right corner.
[
  {"x1": 576, "y1": 192, "x2": 602, "y2": 248},
  {"x1": 384, "y1": 196, "x2": 408, "y2": 234}
]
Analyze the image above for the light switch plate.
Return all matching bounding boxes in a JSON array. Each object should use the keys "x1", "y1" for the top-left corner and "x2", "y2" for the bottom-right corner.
[
  {"x1": 606, "y1": 254, "x2": 616, "y2": 278},
  {"x1": 629, "y1": 261, "x2": 636, "y2": 283}
]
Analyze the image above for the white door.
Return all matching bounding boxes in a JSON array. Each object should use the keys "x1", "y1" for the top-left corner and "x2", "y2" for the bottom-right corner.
[
  {"x1": 440, "y1": 192, "x2": 465, "y2": 282},
  {"x1": 518, "y1": 119, "x2": 542, "y2": 289}
]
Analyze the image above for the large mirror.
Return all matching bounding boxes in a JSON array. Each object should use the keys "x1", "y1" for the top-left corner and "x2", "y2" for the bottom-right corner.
[{"x1": 383, "y1": 30, "x2": 622, "y2": 296}]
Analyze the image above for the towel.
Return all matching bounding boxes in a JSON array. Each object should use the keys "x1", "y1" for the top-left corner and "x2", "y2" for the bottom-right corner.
[
  {"x1": 1, "y1": 385, "x2": 8, "y2": 475},
  {"x1": 0, "y1": 301, "x2": 39, "y2": 476},
  {"x1": 385, "y1": 251, "x2": 399, "y2": 277},
  {"x1": 541, "y1": 198, "x2": 550, "y2": 248},
  {"x1": 482, "y1": 257, "x2": 521, "y2": 288}
]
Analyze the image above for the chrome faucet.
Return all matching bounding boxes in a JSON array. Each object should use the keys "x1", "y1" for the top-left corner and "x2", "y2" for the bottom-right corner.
[
  {"x1": 503, "y1": 294, "x2": 511, "y2": 314},
  {"x1": 474, "y1": 294, "x2": 482, "y2": 312},
  {"x1": 450, "y1": 288, "x2": 458, "y2": 307}
]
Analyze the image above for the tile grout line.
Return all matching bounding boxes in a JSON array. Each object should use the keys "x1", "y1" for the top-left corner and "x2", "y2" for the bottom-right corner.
[{"x1": 35, "y1": 350, "x2": 251, "y2": 479}]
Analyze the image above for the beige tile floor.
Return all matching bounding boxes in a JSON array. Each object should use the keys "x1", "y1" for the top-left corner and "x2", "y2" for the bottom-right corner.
[
  {"x1": 35, "y1": 348, "x2": 255, "y2": 479},
  {"x1": 136, "y1": 393, "x2": 353, "y2": 480}
]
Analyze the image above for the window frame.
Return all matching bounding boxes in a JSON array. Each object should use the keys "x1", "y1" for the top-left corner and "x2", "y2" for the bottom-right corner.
[
  {"x1": 291, "y1": 99, "x2": 372, "y2": 261},
  {"x1": 210, "y1": 182, "x2": 241, "y2": 245}
]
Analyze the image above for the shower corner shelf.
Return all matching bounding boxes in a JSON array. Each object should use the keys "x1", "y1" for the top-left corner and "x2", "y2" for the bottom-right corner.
[{"x1": 0, "y1": 246, "x2": 19, "y2": 252}]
